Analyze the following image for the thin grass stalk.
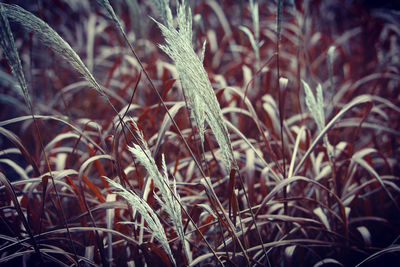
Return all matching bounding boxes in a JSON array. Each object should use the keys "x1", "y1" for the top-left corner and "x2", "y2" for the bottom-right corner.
[
  {"x1": 200, "y1": 177, "x2": 250, "y2": 265},
  {"x1": 326, "y1": 45, "x2": 339, "y2": 194},
  {"x1": 276, "y1": 0, "x2": 284, "y2": 165},
  {"x1": 235, "y1": 170, "x2": 269, "y2": 263},
  {"x1": 276, "y1": 0, "x2": 288, "y2": 241},
  {"x1": 105, "y1": 194, "x2": 114, "y2": 266},
  {"x1": 326, "y1": 46, "x2": 340, "y2": 231},
  {"x1": 113, "y1": 71, "x2": 143, "y2": 192},
  {"x1": 249, "y1": 0, "x2": 261, "y2": 88},
  {"x1": 78, "y1": 178, "x2": 108, "y2": 266},
  {"x1": 217, "y1": 219, "x2": 231, "y2": 261}
]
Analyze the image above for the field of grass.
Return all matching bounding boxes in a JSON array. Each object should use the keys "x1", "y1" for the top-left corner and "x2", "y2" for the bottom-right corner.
[{"x1": 0, "y1": 0, "x2": 399, "y2": 266}]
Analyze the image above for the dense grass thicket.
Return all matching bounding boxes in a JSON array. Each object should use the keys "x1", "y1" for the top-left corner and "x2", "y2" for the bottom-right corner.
[{"x1": 0, "y1": 0, "x2": 399, "y2": 266}]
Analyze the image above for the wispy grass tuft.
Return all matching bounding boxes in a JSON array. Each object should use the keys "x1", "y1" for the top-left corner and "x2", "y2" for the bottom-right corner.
[
  {"x1": 302, "y1": 80, "x2": 325, "y2": 133},
  {"x1": 1, "y1": 3, "x2": 105, "y2": 97},
  {"x1": 302, "y1": 80, "x2": 334, "y2": 181},
  {"x1": 0, "y1": 5, "x2": 32, "y2": 111},
  {"x1": 128, "y1": 120, "x2": 190, "y2": 263},
  {"x1": 153, "y1": 0, "x2": 235, "y2": 172},
  {"x1": 105, "y1": 177, "x2": 176, "y2": 266},
  {"x1": 302, "y1": 80, "x2": 333, "y2": 155}
]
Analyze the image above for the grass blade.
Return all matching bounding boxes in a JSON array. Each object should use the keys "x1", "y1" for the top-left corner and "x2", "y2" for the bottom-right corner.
[{"x1": 355, "y1": 245, "x2": 400, "y2": 267}]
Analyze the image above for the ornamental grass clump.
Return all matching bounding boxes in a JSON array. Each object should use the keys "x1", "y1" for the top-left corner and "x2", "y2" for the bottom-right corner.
[
  {"x1": 0, "y1": 5, "x2": 31, "y2": 111},
  {"x1": 152, "y1": 0, "x2": 235, "y2": 172}
]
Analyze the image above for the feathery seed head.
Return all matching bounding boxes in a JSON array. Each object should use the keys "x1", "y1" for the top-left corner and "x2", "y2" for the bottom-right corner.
[
  {"x1": 0, "y1": 4, "x2": 31, "y2": 109},
  {"x1": 327, "y1": 45, "x2": 336, "y2": 66},
  {"x1": 128, "y1": 119, "x2": 187, "y2": 262},
  {"x1": 152, "y1": 0, "x2": 173, "y2": 28},
  {"x1": 105, "y1": 177, "x2": 175, "y2": 265},
  {"x1": 302, "y1": 80, "x2": 325, "y2": 132},
  {"x1": 153, "y1": 0, "x2": 235, "y2": 172},
  {"x1": 1, "y1": 3, "x2": 105, "y2": 97}
]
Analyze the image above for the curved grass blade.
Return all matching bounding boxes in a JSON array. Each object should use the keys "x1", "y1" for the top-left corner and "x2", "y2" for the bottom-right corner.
[
  {"x1": 0, "y1": 115, "x2": 105, "y2": 154},
  {"x1": 353, "y1": 156, "x2": 400, "y2": 211},
  {"x1": 355, "y1": 245, "x2": 400, "y2": 267},
  {"x1": 0, "y1": 126, "x2": 40, "y2": 175}
]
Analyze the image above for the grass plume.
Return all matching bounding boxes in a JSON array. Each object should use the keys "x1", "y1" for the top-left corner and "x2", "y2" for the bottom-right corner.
[
  {"x1": 1, "y1": 3, "x2": 105, "y2": 97},
  {"x1": 128, "y1": 120, "x2": 189, "y2": 263},
  {"x1": 153, "y1": 0, "x2": 235, "y2": 172},
  {"x1": 105, "y1": 177, "x2": 176, "y2": 266}
]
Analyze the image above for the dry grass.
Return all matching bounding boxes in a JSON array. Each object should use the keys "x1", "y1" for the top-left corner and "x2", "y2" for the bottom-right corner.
[{"x1": 0, "y1": 0, "x2": 399, "y2": 266}]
